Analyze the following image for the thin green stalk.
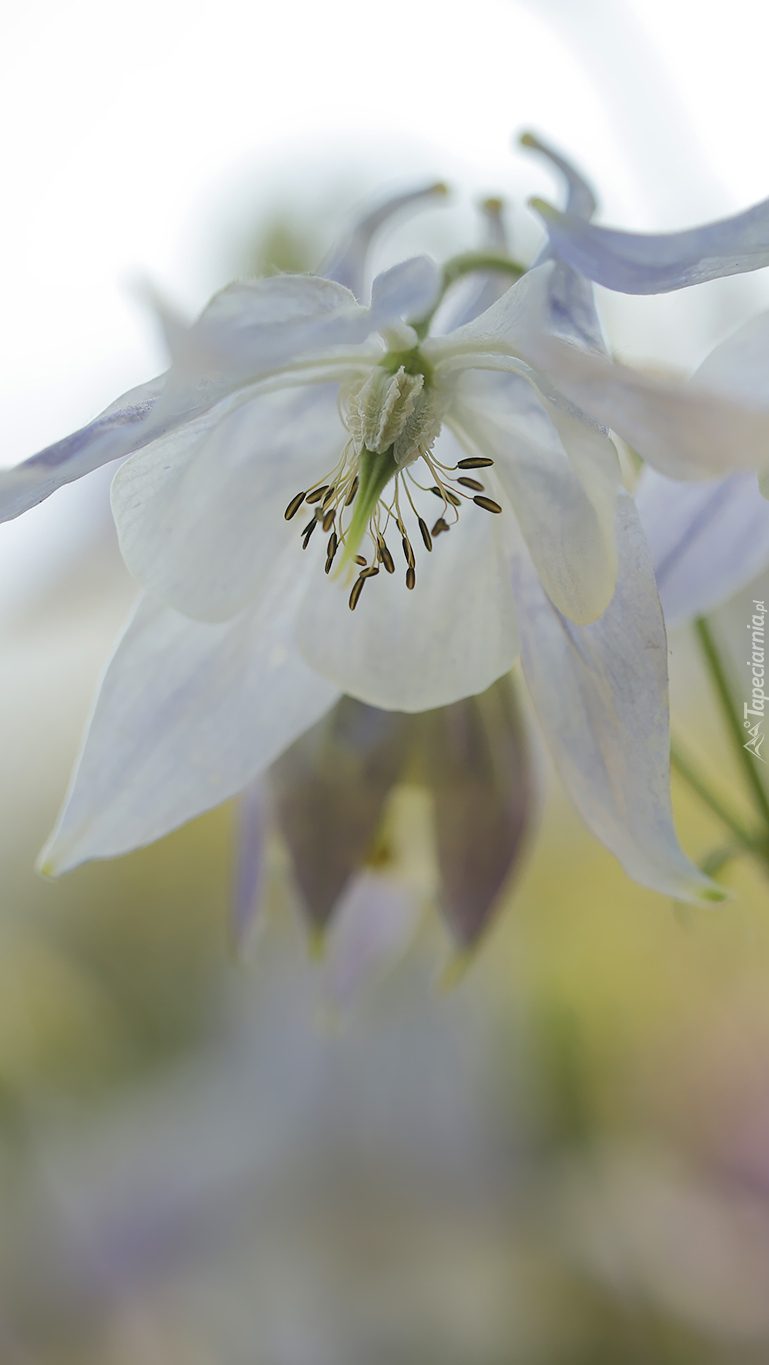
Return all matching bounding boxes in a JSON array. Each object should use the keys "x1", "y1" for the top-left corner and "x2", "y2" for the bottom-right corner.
[
  {"x1": 694, "y1": 615, "x2": 769, "y2": 832},
  {"x1": 670, "y1": 742, "x2": 759, "y2": 850}
]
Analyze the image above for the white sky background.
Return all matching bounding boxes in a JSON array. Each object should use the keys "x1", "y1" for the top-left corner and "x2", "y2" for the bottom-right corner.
[{"x1": 1, "y1": 0, "x2": 769, "y2": 593}]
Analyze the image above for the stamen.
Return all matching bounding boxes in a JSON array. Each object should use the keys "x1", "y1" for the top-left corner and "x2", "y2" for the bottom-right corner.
[
  {"x1": 349, "y1": 576, "x2": 367, "y2": 611},
  {"x1": 306, "y1": 486, "x2": 328, "y2": 505},
  {"x1": 284, "y1": 491, "x2": 306, "y2": 521},
  {"x1": 458, "y1": 476, "x2": 484, "y2": 491},
  {"x1": 458, "y1": 457, "x2": 494, "y2": 469},
  {"x1": 345, "y1": 476, "x2": 359, "y2": 507},
  {"x1": 321, "y1": 485, "x2": 336, "y2": 507},
  {"x1": 431, "y1": 485, "x2": 461, "y2": 507},
  {"x1": 432, "y1": 517, "x2": 450, "y2": 535},
  {"x1": 418, "y1": 517, "x2": 432, "y2": 551},
  {"x1": 377, "y1": 535, "x2": 395, "y2": 574},
  {"x1": 325, "y1": 532, "x2": 338, "y2": 574},
  {"x1": 322, "y1": 508, "x2": 336, "y2": 532},
  {"x1": 406, "y1": 566, "x2": 416, "y2": 590},
  {"x1": 473, "y1": 495, "x2": 502, "y2": 514},
  {"x1": 401, "y1": 534, "x2": 415, "y2": 569},
  {"x1": 302, "y1": 517, "x2": 318, "y2": 547},
  {"x1": 360, "y1": 566, "x2": 380, "y2": 579},
  {"x1": 354, "y1": 554, "x2": 367, "y2": 566}
]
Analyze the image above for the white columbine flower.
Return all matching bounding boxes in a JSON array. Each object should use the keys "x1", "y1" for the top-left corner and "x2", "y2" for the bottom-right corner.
[{"x1": 5, "y1": 137, "x2": 764, "y2": 902}]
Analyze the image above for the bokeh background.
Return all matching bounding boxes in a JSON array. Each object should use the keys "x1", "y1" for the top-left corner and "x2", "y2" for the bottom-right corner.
[{"x1": 3, "y1": 1, "x2": 769, "y2": 1359}]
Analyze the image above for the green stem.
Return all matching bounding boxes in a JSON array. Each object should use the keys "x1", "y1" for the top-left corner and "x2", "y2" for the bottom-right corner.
[
  {"x1": 412, "y1": 252, "x2": 526, "y2": 339},
  {"x1": 694, "y1": 615, "x2": 769, "y2": 832},
  {"x1": 670, "y1": 741, "x2": 758, "y2": 850}
]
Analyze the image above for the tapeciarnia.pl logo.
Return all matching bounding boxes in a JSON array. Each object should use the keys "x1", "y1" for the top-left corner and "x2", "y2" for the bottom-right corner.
[{"x1": 744, "y1": 599, "x2": 767, "y2": 763}]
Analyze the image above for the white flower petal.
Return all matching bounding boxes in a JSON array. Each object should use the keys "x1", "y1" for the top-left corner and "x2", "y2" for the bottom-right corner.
[
  {"x1": 637, "y1": 468, "x2": 769, "y2": 625},
  {"x1": 511, "y1": 489, "x2": 720, "y2": 903},
  {"x1": 692, "y1": 309, "x2": 769, "y2": 405},
  {"x1": 533, "y1": 331, "x2": 769, "y2": 479},
  {"x1": 0, "y1": 375, "x2": 164, "y2": 523},
  {"x1": 451, "y1": 369, "x2": 619, "y2": 623},
  {"x1": 295, "y1": 435, "x2": 519, "y2": 711},
  {"x1": 40, "y1": 549, "x2": 340, "y2": 874},
  {"x1": 112, "y1": 384, "x2": 346, "y2": 622}
]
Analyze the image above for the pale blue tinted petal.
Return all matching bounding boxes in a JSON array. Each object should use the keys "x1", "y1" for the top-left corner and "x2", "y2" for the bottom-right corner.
[
  {"x1": 296, "y1": 431, "x2": 519, "y2": 711},
  {"x1": 190, "y1": 273, "x2": 368, "y2": 375},
  {"x1": 521, "y1": 131, "x2": 597, "y2": 221},
  {"x1": 637, "y1": 467, "x2": 769, "y2": 626},
  {"x1": 512, "y1": 489, "x2": 719, "y2": 903},
  {"x1": 40, "y1": 551, "x2": 340, "y2": 874},
  {"x1": 368, "y1": 256, "x2": 441, "y2": 325},
  {"x1": 193, "y1": 259, "x2": 439, "y2": 379},
  {"x1": 531, "y1": 194, "x2": 769, "y2": 293},
  {"x1": 522, "y1": 133, "x2": 605, "y2": 352},
  {"x1": 532, "y1": 328, "x2": 769, "y2": 479},
  {"x1": 0, "y1": 376, "x2": 164, "y2": 523},
  {"x1": 322, "y1": 183, "x2": 448, "y2": 300},
  {"x1": 450, "y1": 369, "x2": 619, "y2": 624},
  {"x1": 112, "y1": 384, "x2": 344, "y2": 622}
]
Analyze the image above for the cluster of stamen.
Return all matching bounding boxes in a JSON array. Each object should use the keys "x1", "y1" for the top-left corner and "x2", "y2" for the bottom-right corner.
[
  {"x1": 285, "y1": 451, "x2": 502, "y2": 610},
  {"x1": 283, "y1": 358, "x2": 502, "y2": 610}
]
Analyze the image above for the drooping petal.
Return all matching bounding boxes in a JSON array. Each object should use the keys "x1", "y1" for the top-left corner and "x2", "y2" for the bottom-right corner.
[
  {"x1": 39, "y1": 549, "x2": 340, "y2": 875},
  {"x1": 416, "y1": 674, "x2": 532, "y2": 948},
  {"x1": 530, "y1": 192, "x2": 769, "y2": 294},
  {"x1": 0, "y1": 375, "x2": 164, "y2": 523},
  {"x1": 637, "y1": 468, "x2": 769, "y2": 626},
  {"x1": 511, "y1": 489, "x2": 721, "y2": 903},
  {"x1": 295, "y1": 434, "x2": 519, "y2": 712},
  {"x1": 270, "y1": 696, "x2": 413, "y2": 929},
  {"x1": 449, "y1": 368, "x2": 619, "y2": 623},
  {"x1": 112, "y1": 383, "x2": 345, "y2": 622},
  {"x1": 321, "y1": 183, "x2": 449, "y2": 301}
]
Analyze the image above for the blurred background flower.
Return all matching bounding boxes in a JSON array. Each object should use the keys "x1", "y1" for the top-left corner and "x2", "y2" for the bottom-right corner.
[{"x1": 3, "y1": 0, "x2": 769, "y2": 1359}]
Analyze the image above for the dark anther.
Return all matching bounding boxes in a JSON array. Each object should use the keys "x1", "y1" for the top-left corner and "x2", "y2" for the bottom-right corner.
[
  {"x1": 432, "y1": 517, "x2": 450, "y2": 535},
  {"x1": 321, "y1": 485, "x2": 336, "y2": 507},
  {"x1": 360, "y1": 566, "x2": 380, "y2": 579},
  {"x1": 401, "y1": 536, "x2": 415, "y2": 569},
  {"x1": 417, "y1": 517, "x2": 432, "y2": 552},
  {"x1": 284, "y1": 491, "x2": 306, "y2": 520},
  {"x1": 354, "y1": 554, "x2": 368, "y2": 566},
  {"x1": 306, "y1": 486, "x2": 328, "y2": 504},
  {"x1": 345, "y1": 476, "x2": 359, "y2": 507},
  {"x1": 324, "y1": 532, "x2": 338, "y2": 574},
  {"x1": 349, "y1": 577, "x2": 366, "y2": 611},
  {"x1": 406, "y1": 566, "x2": 416, "y2": 590},
  {"x1": 473, "y1": 495, "x2": 502, "y2": 514},
  {"x1": 378, "y1": 537, "x2": 395, "y2": 573},
  {"x1": 458, "y1": 457, "x2": 494, "y2": 469},
  {"x1": 322, "y1": 508, "x2": 336, "y2": 532},
  {"x1": 302, "y1": 518, "x2": 318, "y2": 547},
  {"x1": 458, "y1": 476, "x2": 484, "y2": 491}
]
